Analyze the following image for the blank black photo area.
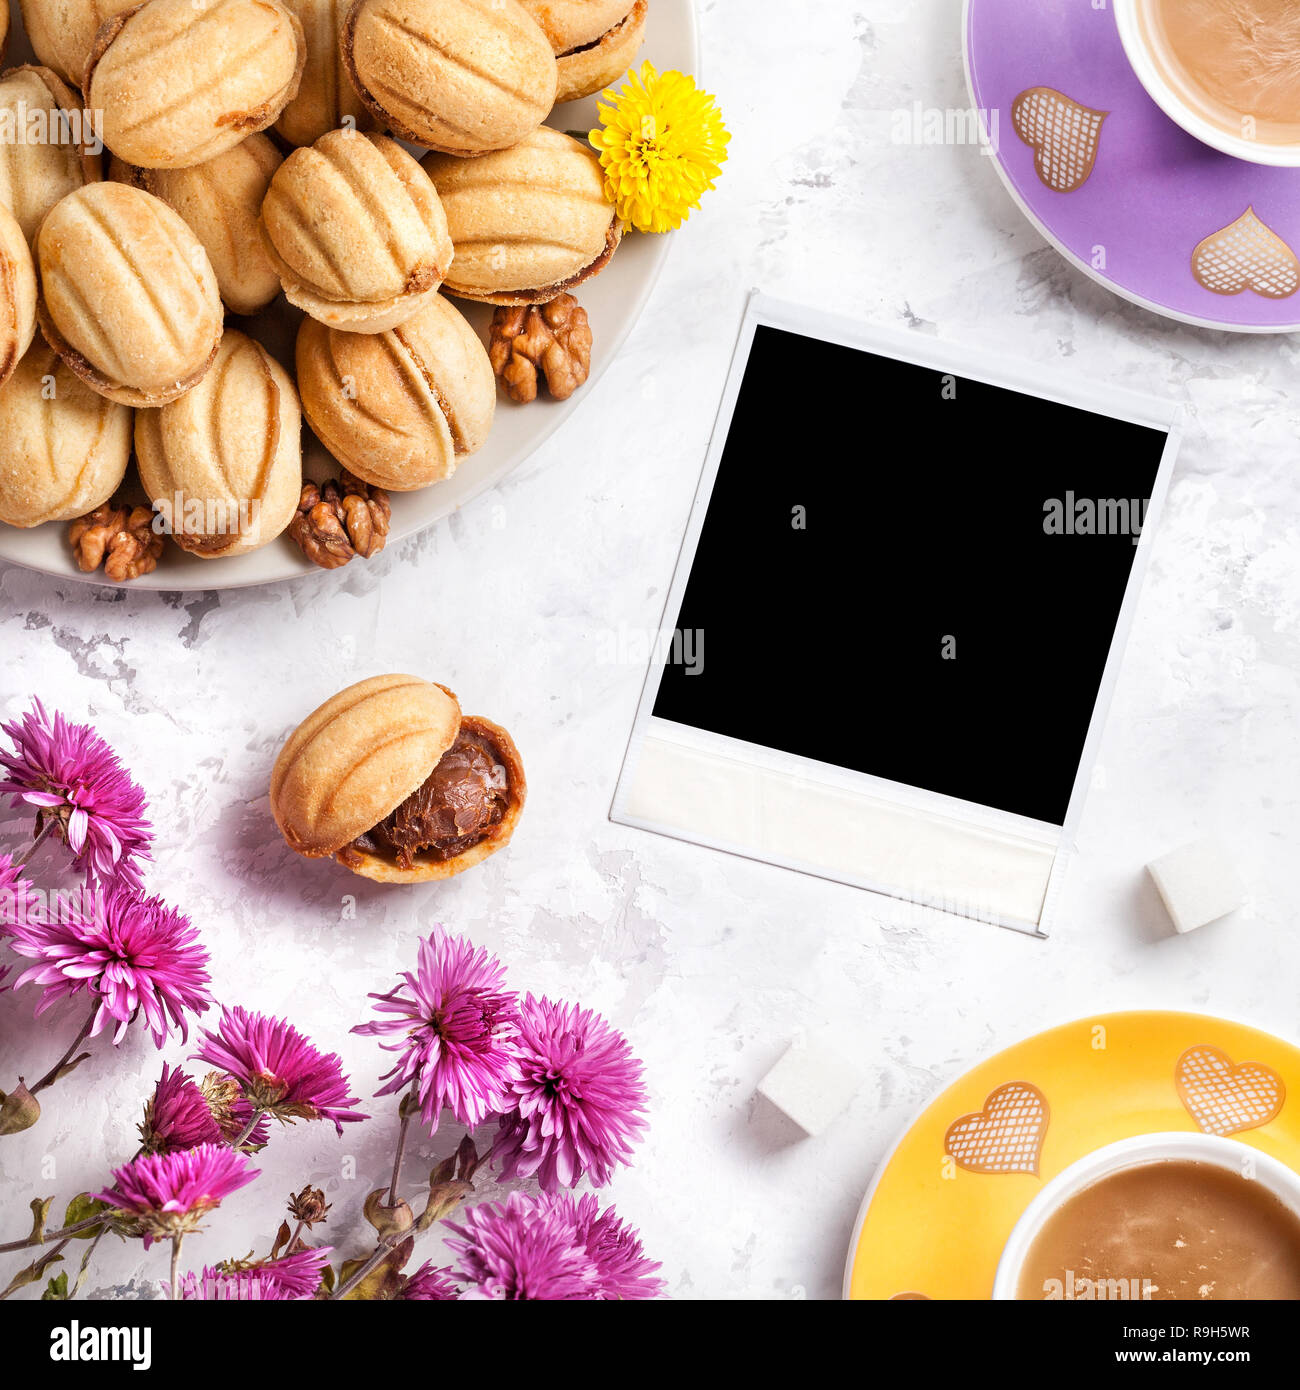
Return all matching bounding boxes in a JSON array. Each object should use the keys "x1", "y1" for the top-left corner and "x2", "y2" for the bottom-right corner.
[{"x1": 653, "y1": 324, "x2": 1168, "y2": 827}]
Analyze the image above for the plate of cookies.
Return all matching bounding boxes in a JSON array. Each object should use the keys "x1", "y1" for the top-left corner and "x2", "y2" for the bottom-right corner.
[{"x1": 0, "y1": 0, "x2": 701, "y2": 588}]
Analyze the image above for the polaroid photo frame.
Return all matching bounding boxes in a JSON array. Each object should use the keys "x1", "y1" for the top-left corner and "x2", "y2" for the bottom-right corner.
[{"x1": 610, "y1": 294, "x2": 1181, "y2": 936}]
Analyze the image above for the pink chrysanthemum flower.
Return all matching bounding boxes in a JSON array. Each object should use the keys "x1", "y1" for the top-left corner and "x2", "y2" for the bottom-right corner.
[
  {"x1": 255, "y1": 1246, "x2": 332, "y2": 1299},
  {"x1": 0, "y1": 701, "x2": 152, "y2": 888},
  {"x1": 209, "y1": 1246, "x2": 332, "y2": 1300},
  {"x1": 492, "y1": 996, "x2": 648, "y2": 1191},
  {"x1": 0, "y1": 852, "x2": 36, "y2": 991},
  {"x1": 446, "y1": 1191, "x2": 599, "y2": 1301},
  {"x1": 448, "y1": 1192, "x2": 663, "y2": 1301},
  {"x1": 175, "y1": 1268, "x2": 298, "y2": 1301},
  {"x1": 7, "y1": 881, "x2": 212, "y2": 1046},
  {"x1": 139, "y1": 1064, "x2": 223, "y2": 1154},
  {"x1": 352, "y1": 929, "x2": 519, "y2": 1131},
  {"x1": 199, "y1": 1072, "x2": 270, "y2": 1151},
  {"x1": 96, "y1": 1143, "x2": 258, "y2": 1246},
  {"x1": 0, "y1": 852, "x2": 35, "y2": 927},
  {"x1": 398, "y1": 1261, "x2": 459, "y2": 1301},
  {"x1": 570, "y1": 1192, "x2": 665, "y2": 1300},
  {"x1": 194, "y1": 1006, "x2": 367, "y2": 1135}
]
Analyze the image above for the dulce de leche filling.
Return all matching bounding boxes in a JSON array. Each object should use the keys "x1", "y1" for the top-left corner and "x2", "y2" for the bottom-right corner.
[
  {"x1": 341, "y1": 722, "x2": 511, "y2": 871},
  {"x1": 1142, "y1": 0, "x2": 1300, "y2": 144}
]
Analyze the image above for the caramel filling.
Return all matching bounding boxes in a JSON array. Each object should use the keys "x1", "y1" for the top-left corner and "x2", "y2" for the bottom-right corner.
[
  {"x1": 560, "y1": 31, "x2": 612, "y2": 58},
  {"x1": 344, "y1": 725, "x2": 511, "y2": 870},
  {"x1": 484, "y1": 216, "x2": 621, "y2": 305},
  {"x1": 557, "y1": 2, "x2": 641, "y2": 58}
]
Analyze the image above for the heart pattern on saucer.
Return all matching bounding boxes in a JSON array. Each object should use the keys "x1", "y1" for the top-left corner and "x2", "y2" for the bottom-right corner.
[
  {"x1": 1192, "y1": 209, "x2": 1300, "y2": 300},
  {"x1": 944, "y1": 1081, "x2": 1050, "y2": 1175},
  {"x1": 1176, "y1": 1045, "x2": 1286, "y2": 1137},
  {"x1": 1011, "y1": 87, "x2": 1107, "y2": 193}
]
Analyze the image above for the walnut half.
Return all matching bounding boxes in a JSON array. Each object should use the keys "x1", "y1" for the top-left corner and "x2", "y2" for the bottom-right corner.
[
  {"x1": 489, "y1": 294, "x2": 593, "y2": 403},
  {"x1": 68, "y1": 500, "x2": 165, "y2": 582},
  {"x1": 288, "y1": 472, "x2": 391, "y2": 570}
]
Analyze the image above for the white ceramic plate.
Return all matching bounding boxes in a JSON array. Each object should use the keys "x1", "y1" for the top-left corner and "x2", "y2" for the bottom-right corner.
[{"x1": 0, "y1": 0, "x2": 698, "y2": 589}]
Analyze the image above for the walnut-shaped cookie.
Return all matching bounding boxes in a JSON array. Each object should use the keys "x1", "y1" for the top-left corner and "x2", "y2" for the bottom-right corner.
[
  {"x1": 295, "y1": 294, "x2": 494, "y2": 491},
  {"x1": 271, "y1": 674, "x2": 526, "y2": 884},
  {"x1": 260, "y1": 130, "x2": 452, "y2": 333},
  {"x1": 423, "y1": 129, "x2": 621, "y2": 305},
  {"x1": 519, "y1": 0, "x2": 647, "y2": 103},
  {"x1": 110, "y1": 136, "x2": 283, "y2": 316},
  {"x1": 275, "y1": 0, "x2": 372, "y2": 147},
  {"x1": 134, "y1": 330, "x2": 302, "y2": 558},
  {"x1": 342, "y1": 0, "x2": 556, "y2": 156},
  {"x1": 0, "y1": 340, "x2": 131, "y2": 528},
  {"x1": 0, "y1": 205, "x2": 37, "y2": 389},
  {"x1": 0, "y1": 67, "x2": 101, "y2": 246},
  {"x1": 37, "y1": 182, "x2": 223, "y2": 407},
  {"x1": 18, "y1": 0, "x2": 136, "y2": 87},
  {"x1": 86, "y1": 0, "x2": 305, "y2": 170}
]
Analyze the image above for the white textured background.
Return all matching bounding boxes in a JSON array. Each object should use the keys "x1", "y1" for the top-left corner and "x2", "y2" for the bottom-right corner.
[{"x1": 3, "y1": 0, "x2": 1299, "y2": 1301}]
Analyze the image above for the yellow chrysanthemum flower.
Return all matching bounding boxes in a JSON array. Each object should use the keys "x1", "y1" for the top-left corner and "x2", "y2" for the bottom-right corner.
[{"x1": 589, "y1": 63, "x2": 730, "y2": 234}]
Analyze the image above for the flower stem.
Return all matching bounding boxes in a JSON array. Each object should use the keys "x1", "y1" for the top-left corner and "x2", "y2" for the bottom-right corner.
[
  {"x1": 387, "y1": 1101, "x2": 413, "y2": 1208},
  {"x1": 170, "y1": 1234, "x2": 183, "y2": 1301},
  {"x1": 68, "y1": 1225, "x2": 107, "y2": 1300},
  {"x1": 228, "y1": 1108, "x2": 265, "y2": 1150},
  {"x1": 329, "y1": 1233, "x2": 402, "y2": 1301},
  {"x1": 0, "y1": 1237, "x2": 65, "y2": 1299},
  {"x1": 331, "y1": 1123, "x2": 476, "y2": 1302},
  {"x1": 0, "y1": 1211, "x2": 107, "y2": 1254},
  {"x1": 27, "y1": 1005, "x2": 98, "y2": 1097},
  {"x1": 330, "y1": 1098, "x2": 415, "y2": 1300},
  {"x1": 23, "y1": 816, "x2": 60, "y2": 863},
  {"x1": 0, "y1": 1222, "x2": 104, "y2": 1302}
]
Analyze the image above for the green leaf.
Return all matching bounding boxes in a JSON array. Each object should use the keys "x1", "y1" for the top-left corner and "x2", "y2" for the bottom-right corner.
[
  {"x1": 456, "y1": 1135, "x2": 482, "y2": 1180},
  {"x1": 1, "y1": 1251, "x2": 62, "y2": 1299},
  {"x1": 0, "y1": 1083, "x2": 40, "y2": 1136},
  {"x1": 41, "y1": 1271, "x2": 69, "y2": 1301},
  {"x1": 362, "y1": 1188, "x2": 413, "y2": 1239},
  {"x1": 337, "y1": 1241, "x2": 412, "y2": 1301},
  {"x1": 53, "y1": 1052, "x2": 92, "y2": 1085},
  {"x1": 70, "y1": 1241, "x2": 100, "y2": 1300},
  {"x1": 63, "y1": 1193, "x2": 109, "y2": 1238},
  {"x1": 429, "y1": 1154, "x2": 456, "y2": 1187},
  {"x1": 414, "y1": 1179, "x2": 470, "y2": 1232},
  {"x1": 26, "y1": 1196, "x2": 54, "y2": 1246}
]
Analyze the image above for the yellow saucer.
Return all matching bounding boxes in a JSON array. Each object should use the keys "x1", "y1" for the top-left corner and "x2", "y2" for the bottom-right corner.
[{"x1": 844, "y1": 1011, "x2": 1300, "y2": 1300}]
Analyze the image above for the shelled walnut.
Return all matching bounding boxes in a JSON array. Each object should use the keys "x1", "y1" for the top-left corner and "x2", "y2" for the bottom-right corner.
[
  {"x1": 68, "y1": 501, "x2": 164, "y2": 582},
  {"x1": 489, "y1": 294, "x2": 593, "y2": 403},
  {"x1": 288, "y1": 473, "x2": 391, "y2": 569}
]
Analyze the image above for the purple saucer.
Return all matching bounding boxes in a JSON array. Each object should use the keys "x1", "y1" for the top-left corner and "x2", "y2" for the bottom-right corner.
[{"x1": 966, "y1": 0, "x2": 1300, "y2": 332}]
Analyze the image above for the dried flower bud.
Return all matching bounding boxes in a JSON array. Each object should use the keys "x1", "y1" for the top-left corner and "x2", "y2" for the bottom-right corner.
[{"x1": 288, "y1": 1185, "x2": 330, "y2": 1228}]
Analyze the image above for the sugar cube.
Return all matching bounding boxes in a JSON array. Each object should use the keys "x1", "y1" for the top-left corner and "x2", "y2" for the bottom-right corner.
[
  {"x1": 1147, "y1": 838, "x2": 1245, "y2": 935},
  {"x1": 756, "y1": 1034, "x2": 861, "y2": 1136}
]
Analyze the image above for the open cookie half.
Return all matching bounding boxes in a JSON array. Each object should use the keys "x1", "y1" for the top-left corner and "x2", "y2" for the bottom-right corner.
[{"x1": 271, "y1": 674, "x2": 526, "y2": 884}]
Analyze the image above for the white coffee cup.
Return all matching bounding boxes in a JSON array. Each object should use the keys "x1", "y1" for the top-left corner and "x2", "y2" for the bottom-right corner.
[
  {"x1": 992, "y1": 1131, "x2": 1300, "y2": 1300},
  {"x1": 1114, "y1": 0, "x2": 1300, "y2": 168}
]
